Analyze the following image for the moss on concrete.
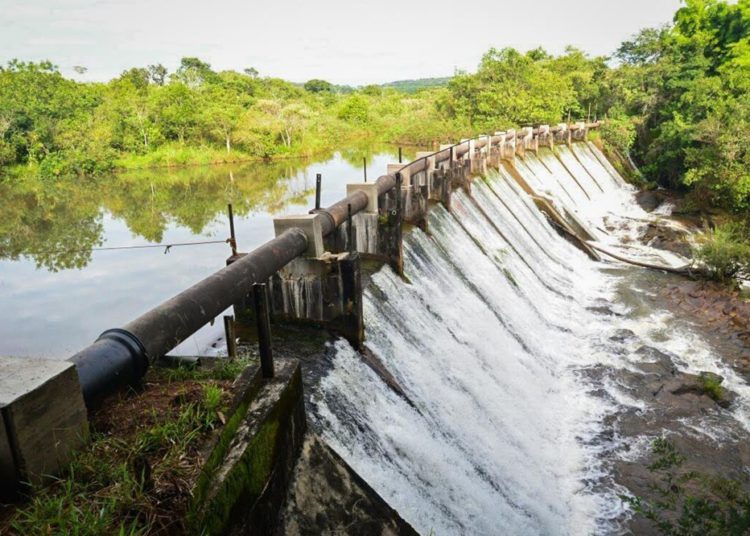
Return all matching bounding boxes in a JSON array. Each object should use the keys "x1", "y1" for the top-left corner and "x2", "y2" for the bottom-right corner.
[{"x1": 188, "y1": 361, "x2": 305, "y2": 535}]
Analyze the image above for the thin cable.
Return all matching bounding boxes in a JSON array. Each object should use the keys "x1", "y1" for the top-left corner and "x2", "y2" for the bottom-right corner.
[{"x1": 90, "y1": 239, "x2": 229, "y2": 254}]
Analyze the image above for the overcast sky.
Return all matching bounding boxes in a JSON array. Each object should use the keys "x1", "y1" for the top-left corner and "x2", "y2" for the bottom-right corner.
[{"x1": 1, "y1": 0, "x2": 682, "y2": 85}]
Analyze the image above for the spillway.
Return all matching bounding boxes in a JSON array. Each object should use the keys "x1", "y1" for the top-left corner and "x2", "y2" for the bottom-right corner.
[{"x1": 306, "y1": 143, "x2": 750, "y2": 535}]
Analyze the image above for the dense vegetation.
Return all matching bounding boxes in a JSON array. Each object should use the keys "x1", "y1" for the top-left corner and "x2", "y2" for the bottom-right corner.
[
  {"x1": 1, "y1": 0, "x2": 749, "y2": 277},
  {"x1": 0, "y1": 46, "x2": 609, "y2": 180},
  {"x1": 2, "y1": 0, "x2": 748, "y2": 213}
]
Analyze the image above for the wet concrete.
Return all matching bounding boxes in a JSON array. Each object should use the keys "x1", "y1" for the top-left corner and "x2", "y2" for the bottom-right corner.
[{"x1": 277, "y1": 433, "x2": 417, "y2": 535}]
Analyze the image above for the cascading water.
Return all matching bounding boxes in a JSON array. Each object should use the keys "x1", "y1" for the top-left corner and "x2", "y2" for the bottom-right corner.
[{"x1": 306, "y1": 143, "x2": 750, "y2": 535}]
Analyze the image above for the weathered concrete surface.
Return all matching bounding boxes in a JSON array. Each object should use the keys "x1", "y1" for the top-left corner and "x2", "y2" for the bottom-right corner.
[
  {"x1": 347, "y1": 183, "x2": 379, "y2": 214},
  {"x1": 274, "y1": 214, "x2": 324, "y2": 258},
  {"x1": 277, "y1": 433, "x2": 418, "y2": 536},
  {"x1": 190, "y1": 359, "x2": 306, "y2": 535},
  {"x1": 0, "y1": 356, "x2": 88, "y2": 497},
  {"x1": 268, "y1": 252, "x2": 364, "y2": 349}
]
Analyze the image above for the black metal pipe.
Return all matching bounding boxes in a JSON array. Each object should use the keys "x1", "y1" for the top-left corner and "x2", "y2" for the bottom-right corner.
[
  {"x1": 69, "y1": 227, "x2": 308, "y2": 407},
  {"x1": 400, "y1": 158, "x2": 427, "y2": 177},
  {"x1": 375, "y1": 174, "x2": 396, "y2": 195},
  {"x1": 434, "y1": 148, "x2": 451, "y2": 164},
  {"x1": 71, "y1": 328, "x2": 148, "y2": 407},
  {"x1": 310, "y1": 190, "x2": 369, "y2": 236}
]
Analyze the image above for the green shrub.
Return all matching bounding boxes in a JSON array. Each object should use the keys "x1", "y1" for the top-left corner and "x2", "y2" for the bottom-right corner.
[
  {"x1": 693, "y1": 222, "x2": 750, "y2": 284},
  {"x1": 600, "y1": 114, "x2": 636, "y2": 156}
]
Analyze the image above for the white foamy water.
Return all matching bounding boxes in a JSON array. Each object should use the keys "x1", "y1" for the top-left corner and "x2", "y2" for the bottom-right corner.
[{"x1": 308, "y1": 143, "x2": 750, "y2": 535}]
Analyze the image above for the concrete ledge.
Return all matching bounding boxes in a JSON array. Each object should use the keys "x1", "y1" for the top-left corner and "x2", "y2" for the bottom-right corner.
[
  {"x1": 189, "y1": 359, "x2": 306, "y2": 535},
  {"x1": 274, "y1": 214, "x2": 324, "y2": 258},
  {"x1": 346, "y1": 183, "x2": 379, "y2": 213},
  {"x1": 387, "y1": 164, "x2": 410, "y2": 186},
  {"x1": 278, "y1": 433, "x2": 418, "y2": 535},
  {"x1": 0, "y1": 356, "x2": 88, "y2": 497}
]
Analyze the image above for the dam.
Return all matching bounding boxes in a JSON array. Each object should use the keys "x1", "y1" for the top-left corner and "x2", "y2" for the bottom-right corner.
[{"x1": 2, "y1": 125, "x2": 748, "y2": 534}]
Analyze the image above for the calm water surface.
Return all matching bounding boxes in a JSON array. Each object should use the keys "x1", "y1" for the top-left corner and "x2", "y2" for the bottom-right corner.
[{"x1": 0, "y1": 146, "x2": 417, "y2": 358}]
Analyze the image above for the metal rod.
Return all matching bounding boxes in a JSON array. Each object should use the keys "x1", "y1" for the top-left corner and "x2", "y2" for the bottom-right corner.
[
  {"x1": 223, "y1": 315, "x2": 237, "y2": 361},
  {"x1": 363, "y1": 157, "x2": 367, "y2": 182},
  {"x1": 395, "y1": 172, "x2": 403, "y2": 218},
  {"x1": 253, "y1": 283, "x2": 274, "y2": 378},
  {"x1": 315, "y1": 173, "x2": 322, "y2": 210},
  {"x1": 398, "y1": 147, "x2": 402, "y2": 163},
  {"x1": 227, "y1": 203, "x2": 237, "y2": 256},
  {"x1": 347, "y1": 203, "x2": 354, "y2": 252}
]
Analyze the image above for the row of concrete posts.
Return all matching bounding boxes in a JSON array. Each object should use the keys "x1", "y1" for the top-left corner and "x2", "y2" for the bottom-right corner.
[{"x1": 0, "y1": 121, "x2": 594, "y2": 498}]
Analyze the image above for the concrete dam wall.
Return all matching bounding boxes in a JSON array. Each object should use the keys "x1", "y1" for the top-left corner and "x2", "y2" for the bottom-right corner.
[{"x1": 9, "y1": 124, "x2": 732, "y2": 534}]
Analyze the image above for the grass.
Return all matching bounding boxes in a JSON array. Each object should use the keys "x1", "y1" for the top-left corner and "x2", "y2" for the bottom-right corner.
[
  {"x1": 693, "y1": 222, "x2": 750, "y2": 286},
  {"x1": 698, "y1": 373, "x2": 725, "y2": 403},
  {"x1": 1, "y1": 360, "x2": 250, "y2": 536},
  {"x1": 114, "y1": 144, "x2": 256, "y2": 170}
]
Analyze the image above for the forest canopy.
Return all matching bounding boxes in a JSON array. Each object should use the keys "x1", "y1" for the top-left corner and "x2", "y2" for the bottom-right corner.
[{"x1": 2, "y1": 0, "x2": 750, "y2": 213}]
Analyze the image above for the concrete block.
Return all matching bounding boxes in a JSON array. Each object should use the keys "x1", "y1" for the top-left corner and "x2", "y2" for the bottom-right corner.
[
  {"x1": 346, "y1": 183, "x2": 379, "y2": 213},
  {"x1": 274, "y1": 214, "x2": 324, "y2": 258},
  {"x1": 387, "y1": 164, "x2": 410, "y2": 186},
  {"x1": 0, "y1": 356, "x2": 88, "y2": 495}
]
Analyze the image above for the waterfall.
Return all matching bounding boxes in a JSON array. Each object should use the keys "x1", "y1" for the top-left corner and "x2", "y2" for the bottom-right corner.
[{"x1": 306, "y1": 143, "x2": 750, "y2": 535}]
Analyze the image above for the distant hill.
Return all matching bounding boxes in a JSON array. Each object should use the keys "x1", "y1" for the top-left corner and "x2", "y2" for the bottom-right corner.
[{"x1": 381, "y1": 77, "x2": 451, "y2": 93}]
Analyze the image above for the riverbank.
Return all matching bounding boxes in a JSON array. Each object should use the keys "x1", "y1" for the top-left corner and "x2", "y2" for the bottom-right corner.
[
  {"x1": 598, "y1": 190, "x2": 750, "y2": 534},
  {"x1": 1, "y1": 136, "x2": 427, "y2": 179},
  {"x1": 0, "y1": 361, "x2": 240, "y2": 534}
]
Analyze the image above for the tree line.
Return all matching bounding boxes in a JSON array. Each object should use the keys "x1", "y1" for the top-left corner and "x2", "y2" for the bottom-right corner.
[{"x1": 2, "y1": 0, "x2": 750, "y2": 217}]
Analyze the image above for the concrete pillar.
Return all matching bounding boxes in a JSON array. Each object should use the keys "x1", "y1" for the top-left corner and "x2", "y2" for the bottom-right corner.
[
  {"x1": 518, "y1": 126, "x2": 534, "y2": 156},
  {"x1": 273, "y1": 214, "x2": 325, "y2": 258},
  {"x1": 415, "y1": 151, "x2": 435, "y2": 199},
  {"x1": 1, "y1": 357, "x2": 88, "y2": 498},
  {"x1": 269, "y1": 252, "x2": 364, "y2": 349},
  {"x1": 388, "y1": 166, "x2": 426, "y2": 226},
  {"x1": 537, "y1": 124, "x2": 553, "y2": 149},
  {"x1": 504, "y1": 129, "x2": 517, "y2": 162},
  {"x1": 377, "y1": 184, "x2": 403, "y2": 275},
  {"x1": 515, "y1": 128, "x2": 526, "y2": 158},
  {"x1": 330, "y1": 212, "x2": 379, "y2": 255},
  {"x1": 572, "y1": 121, "x2": 588, "y2": 141}
]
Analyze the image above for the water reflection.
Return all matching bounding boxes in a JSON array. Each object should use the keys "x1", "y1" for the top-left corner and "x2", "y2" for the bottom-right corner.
[
  {"x1": 1, "y1": 143, "x2": 417, "y2": 272},
  {"x1": 0, "y1": 145, "x2": 422, "y2": 358}
]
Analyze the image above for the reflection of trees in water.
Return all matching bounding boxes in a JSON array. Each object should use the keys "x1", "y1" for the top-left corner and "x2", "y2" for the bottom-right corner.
[
  {"x1": 0, "y1": 179, "x2": 104, "y2": 271},
  {"x1": 0, "y1": 157, "x2": 319, "y2": 271}
]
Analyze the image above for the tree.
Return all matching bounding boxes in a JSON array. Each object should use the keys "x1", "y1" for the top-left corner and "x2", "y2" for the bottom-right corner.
[
  {"x1": 151, "y1": 82, "x2": 198, "y2": 143},
  {"x1": 173, "y1": 57, "x2": 216, "y2": 88},
  {"x1": 201, "y1": 85, "x2": 246, "y2": 152},
  {"x1": 445, "y1": 47, "x2": 579, "y2": 129},
  {"x1": 148, "y1": 64, "x2": 167, "y2": 86},
  {"x1": 337, "y1": 94, "x2": 370, "y2": 124},
  {"x1": 304, "y1": 79, "x2": 333, "y2": 93}
]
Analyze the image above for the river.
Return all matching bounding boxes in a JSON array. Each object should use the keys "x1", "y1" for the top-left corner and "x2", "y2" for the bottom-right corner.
[{"x1": 0, "y1": 145, "x2": 420, "y2": 359}]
